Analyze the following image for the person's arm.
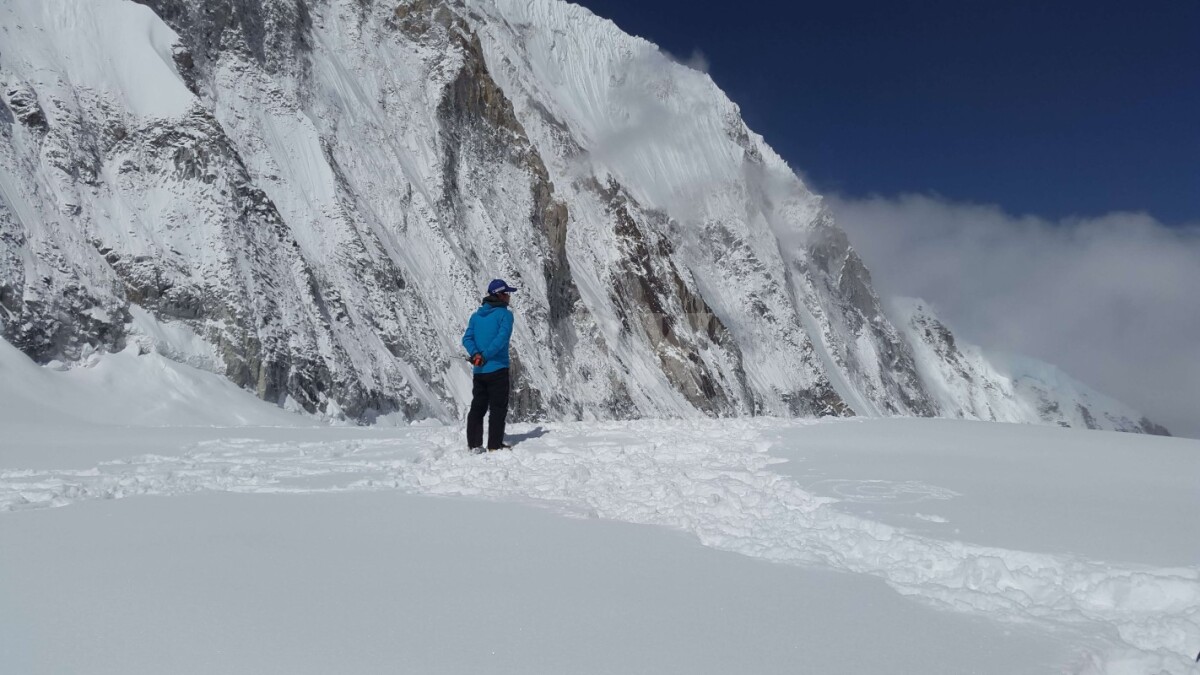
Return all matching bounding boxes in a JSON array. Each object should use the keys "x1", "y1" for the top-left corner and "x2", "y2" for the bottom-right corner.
[
  {"x1": 462, "y1": 316, "x2": 480, "y2": 358},
  {"x1": 481, "y1": 310, "x2": 513, "y2": 360}
]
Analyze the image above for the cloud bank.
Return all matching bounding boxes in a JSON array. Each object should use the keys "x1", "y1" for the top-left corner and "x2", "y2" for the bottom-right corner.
[{"x1": 828, "y1": 194, "x2": 1200, "y2": 439}]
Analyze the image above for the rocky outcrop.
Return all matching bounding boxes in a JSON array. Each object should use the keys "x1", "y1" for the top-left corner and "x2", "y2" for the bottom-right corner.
[
  {"x1": 795, "y1": 214, "x2": 935, "y2": 417},
  {"x1": 3, "y1": 84, "x2": 46, "y2": 133},
  {"x1": 599, "y1": 181, "x2": 749, "y2": 415},
  {"x1": 132, "y1": 0, "x2": 314, "y2": 79}
]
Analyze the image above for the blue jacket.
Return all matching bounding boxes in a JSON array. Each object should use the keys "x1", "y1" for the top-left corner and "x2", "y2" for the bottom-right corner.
[{"x1": 462, "y1": 299, "x2": 513, "y2": 374}]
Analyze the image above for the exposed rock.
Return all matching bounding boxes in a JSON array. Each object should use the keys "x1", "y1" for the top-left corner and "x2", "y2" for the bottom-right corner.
[
  {"x1": 599, "y1": 181, "x2": 748, "y2": 415},
  {"x1": 1139, "y1": 417, "x2": 1171, "y2": 437},
  {"x1": 798, "y1": 213, "x2": 936, "y2": 417},
  {"x1": 3, "y1": 84, "x2": 46, "y2": 133},
  {"x1": 132, "y1": 0, "x2": 314, "y2": 78}
]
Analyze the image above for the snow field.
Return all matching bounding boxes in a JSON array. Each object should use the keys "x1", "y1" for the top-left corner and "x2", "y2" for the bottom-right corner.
[
  {"x1": 2, "y1": 490, "x2": 1069, "y2": 675},
  {"x1": 3, "y1": 417, "x2": 1197, "y2": 673}
]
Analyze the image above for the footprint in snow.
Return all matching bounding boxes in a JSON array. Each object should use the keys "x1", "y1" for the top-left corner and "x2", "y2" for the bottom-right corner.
[{"x1": 807, "y1": 478, "x2": 960, "y2": 504}]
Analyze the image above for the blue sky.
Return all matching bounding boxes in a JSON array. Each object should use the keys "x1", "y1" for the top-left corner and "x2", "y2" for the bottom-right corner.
[{"x1": 573, "y1": 0, "x2": 1199, "y2": 225}]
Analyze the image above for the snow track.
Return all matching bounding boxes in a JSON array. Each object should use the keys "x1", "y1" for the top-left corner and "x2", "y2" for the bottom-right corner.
[{"x1": 2, "y1": 419, "x2": 1197, "y2": 674}]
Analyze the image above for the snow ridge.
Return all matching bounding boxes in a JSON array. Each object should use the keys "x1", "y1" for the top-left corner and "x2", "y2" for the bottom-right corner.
[{"x1": 3, "y1": 420, "x2": 1196, "y2": 674}]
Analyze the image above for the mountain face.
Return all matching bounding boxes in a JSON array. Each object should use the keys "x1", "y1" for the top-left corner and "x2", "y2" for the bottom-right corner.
[
  {"x1": 890, "y1": 299, "x2": 1169, "y2": 434},
  {"x1": 0, "y1": 0, "x2": 1168, "y2": 435}
]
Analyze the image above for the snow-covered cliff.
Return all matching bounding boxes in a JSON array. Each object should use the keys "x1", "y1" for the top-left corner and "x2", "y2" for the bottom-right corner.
[
  {"x1": 0, "y1": 0, "x2": 1168, "y2": 434},
  {"x1": 890, "y1": 298, "x2": 1169, "y2": 434}
]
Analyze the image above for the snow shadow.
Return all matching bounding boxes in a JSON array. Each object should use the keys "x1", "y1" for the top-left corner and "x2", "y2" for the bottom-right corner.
[{"x1": 508, "y1": 426, "x2": 550, "y2": 444}]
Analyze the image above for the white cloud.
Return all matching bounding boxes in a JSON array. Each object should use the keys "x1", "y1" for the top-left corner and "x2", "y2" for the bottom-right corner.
[
  {"x1": 659, "y1": 46, "x2": 710, "y2": 73},
  {"x1": 828, "y1": 193, "x2": 1200, "y2": 438},
  {"x1": 682, "y1": 49, "x2": 710, "y2": 74}
]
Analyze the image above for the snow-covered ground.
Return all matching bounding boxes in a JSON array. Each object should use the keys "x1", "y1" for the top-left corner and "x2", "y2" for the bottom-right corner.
[{"x1": 2, "y1": 346, "x2": 1198, "y2": 674}]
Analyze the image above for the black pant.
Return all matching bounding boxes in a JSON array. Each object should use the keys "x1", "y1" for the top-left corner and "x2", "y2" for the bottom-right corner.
[{"x1": 467, "y1": 368, "x2": 510, "y2": 449}]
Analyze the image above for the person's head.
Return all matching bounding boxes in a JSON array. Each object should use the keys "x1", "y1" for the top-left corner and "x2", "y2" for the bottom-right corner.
[{"x1": 487, "y1": 279, "x2": 518, "y2": 302}]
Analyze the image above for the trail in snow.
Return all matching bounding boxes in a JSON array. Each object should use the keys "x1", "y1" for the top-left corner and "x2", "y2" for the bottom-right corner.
[{"x1": 1, "y1": 419, "x2": 1197, "y2": 674}]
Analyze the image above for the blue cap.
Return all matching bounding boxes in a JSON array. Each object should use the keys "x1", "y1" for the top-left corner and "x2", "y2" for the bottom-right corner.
[{"x1": 487, "y1": 279, "x2": 518, "y2": 295}]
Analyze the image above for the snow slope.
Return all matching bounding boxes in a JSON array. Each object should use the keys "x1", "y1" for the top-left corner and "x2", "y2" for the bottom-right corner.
[
  {"x1": 0, "y1": 338, "x2": 313, "y2": 430},
  {"x1": 2, "y1": 348, "x2": 1197, "y2": 674},
  {"x1": 0, "y1": 0, "x2": 192, "y2": 119}
]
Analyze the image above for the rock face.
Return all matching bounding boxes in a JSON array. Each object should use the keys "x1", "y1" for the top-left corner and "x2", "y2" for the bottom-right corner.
[{"x1": 0, "y1": 0, "x2": 1168, "y2": 434}]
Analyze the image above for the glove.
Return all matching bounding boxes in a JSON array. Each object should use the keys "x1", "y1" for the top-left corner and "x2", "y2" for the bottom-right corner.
[{"x1": 471, "y1": 353, "x2": 486, "y2": 367}]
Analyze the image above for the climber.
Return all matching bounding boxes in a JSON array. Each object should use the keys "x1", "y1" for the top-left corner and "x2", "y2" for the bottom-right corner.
[{"x1": 461, "y1": 278, "x2": 518, "y2": 452}]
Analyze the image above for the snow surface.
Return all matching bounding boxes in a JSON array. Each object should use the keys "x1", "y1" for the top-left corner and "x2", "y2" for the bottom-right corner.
[
  {"x1": 2, "y1": 346, "x2": 1198, "y2": 674},
  {"x1": 0, "y1": 0, "x2": 193, "y2": 119},
  {"x1": 0, "y1": 338, "x2": 313, "y2": 432},
  {"x1": 3, "y1": 491, "x2": 1068, "y2": 675}
]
